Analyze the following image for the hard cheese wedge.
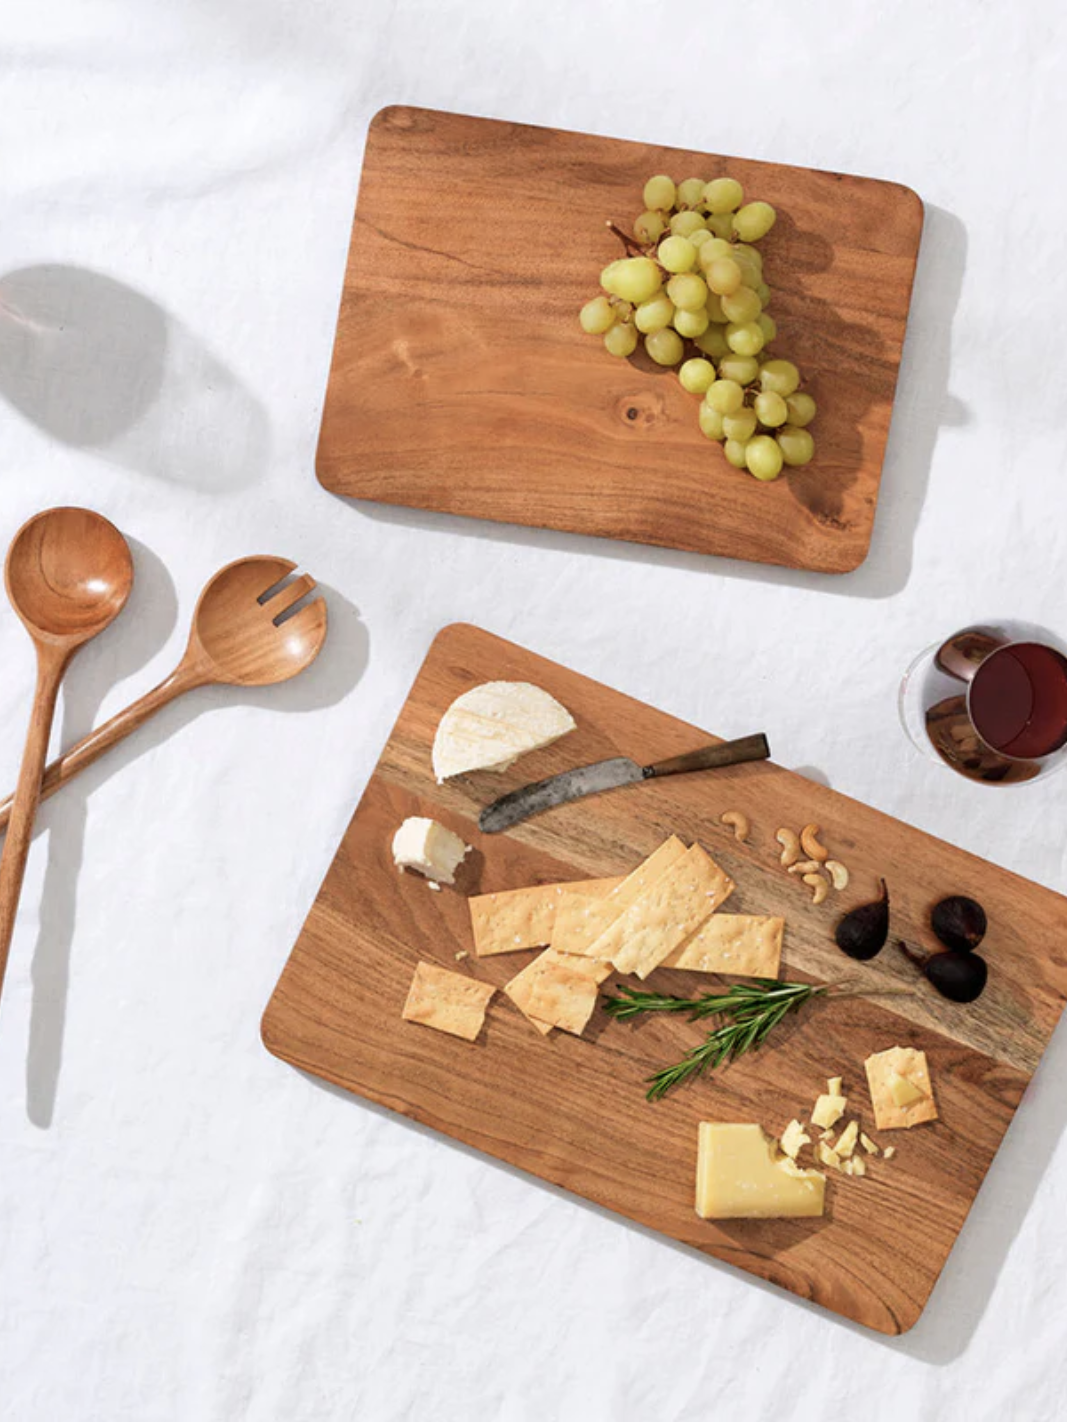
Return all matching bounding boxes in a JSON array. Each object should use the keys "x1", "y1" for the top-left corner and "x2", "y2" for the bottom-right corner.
[
  {"x1": 551, "y1": 835, "x2": 687, "y2": 958},
  {"x1": 432, "y1": 681, "x2": 575, "y2": 782},
  {"x1": 593, "y1": 844, "x2": 735, "y2": 978},
  {"x1": 696, "y1": 1123, "x2": 826, "y2": 1220}
]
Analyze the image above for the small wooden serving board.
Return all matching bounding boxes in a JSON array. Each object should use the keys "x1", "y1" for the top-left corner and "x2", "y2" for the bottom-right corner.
[
  {"x1": 317, "y1": 107, "x2": 924, "y2": 573},
  {"x1": 262, "y1": 625, "x2": 1067, "y2": 1334}
]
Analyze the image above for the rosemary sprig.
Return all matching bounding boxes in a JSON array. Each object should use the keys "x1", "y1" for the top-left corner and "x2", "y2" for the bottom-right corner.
[{"x1": 602, "y1": 979, "x2": 829, "y2": 1101}]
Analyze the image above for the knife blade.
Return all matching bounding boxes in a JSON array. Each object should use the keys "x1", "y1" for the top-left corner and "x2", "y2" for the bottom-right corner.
[{"x1": 478, "y1": 733, "x2": 770, "y2": 833}]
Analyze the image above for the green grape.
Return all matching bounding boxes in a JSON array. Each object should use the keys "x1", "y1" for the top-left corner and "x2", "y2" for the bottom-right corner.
[
  {"x1": 677, "y1": 177, "x2": 706, "y2": 209},
  {"x1": 704, "y1": 212, "x2": 735, "y2": 239},
  {"x1": 704, "y1": 291, "x2": 727, "y2": 323},
  {"x1": 695, "y1": 324, "x2": 730, "y2": 359},
  {"x1": 760, "y1": 359, "x2": 800, "y2": 396},
  {"x1": 667, "y1": 272, "x2": 709, "y2": 312},
  {"x1": 698, "y1": 237, "x2": 735, "y2": 269},
  {"x1": 754, "y1": 390, "x2": 788, "y2": 426},
  {"x1": 722, "y1": 407, "x2": 758, "y2": 441},
  {"x1": 643, "y1": 174, "x2": 676, "y2": 211},
  {"x1": 703, "y1": 177, "x2": 744, "y2": 214},
  {"x1": 785, "y1": 391, "x2": 817, "y2": 427},
  {"x1": 725, "y1": 321, "x2": 765, "y2": 356},
  {"x1": 733, "y1": 202, "x2": 777, "y2": 242},
  {"x1": 723, "y1": 438, "x2": 750, "y2": 469},
  {"x1": 602, "y1": 256, "x2": 663, "y2": 304},
  {"x1": 658, "y1": 235, "x2": 697, "y2": 273},
  {"x1": 736, "y1": 262, "x2": 762, "y2": 291},
  {"x1": 734, "y1": 243, "x2": 763, "y2": 269},
  {"x1": 669, "y1": 210, "x2": 706, "y2": 238},
  {"x1": 756, "y1": 281, "x2": 771, "y2": 305},
  {"x1": 645, "y1": 328, "x2": 684, "y2": 366},
  {"x1": 634, "y1": 210, "x2": 667, "y2": 244},
  {"x1": 673, "y1": 307, "x2": 709, "y2": 338},
  {"x1": 718, "y1": 353, "x2": 759, "y2": 385},
  {"x1": 757, "y1": 313, "x2": 777, "y2": 343},
  {"x1": 604, "y1": 322, "x2": 638, "y2": 357},
  {"x1": 705, "y1": 378, "x2": 745, "y2": 414},
  {"x1": 698, "y1": 402, "x2": 726, "y2": 440},
  {"x1": 721, "y1": 287, "x2": 762, "y2": 323},
  {"x1": 579, "y1": 296, "x2": 617, "y2": 335},
  {"x1": 634, "y1": 294, "x2": 675, "y2": 334},
  {"x1": 778, "y1": 425, "x2": 815, "y2": 466},
  {"x1": 745, "y1": 434, "x2": 784, "y2": 480},
  {"x1": 706, "y1": 257, "x2": 743, "y2": 296},
  {"x1": 678, "y1": 357, "x2": 716, "y2": 394},
  {"x1": 688, "y1": 228, "x2": 713, "y2": 251}
]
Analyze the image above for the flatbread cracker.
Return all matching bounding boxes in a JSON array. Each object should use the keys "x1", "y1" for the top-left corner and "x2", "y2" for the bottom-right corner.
[
  {"x1": 469, "y1": 876, "x2": 623, "y2": 956},
  {"x1": 401, "y1": 961, "x2": 495, "y2": 1042},
  {"x1": 662, "y1": 914, "x2": 783, "y2": 978},
  {"x1": 504, "y1": 948, "x2": 611, "y2": 1036},
  {"x1": 864, "y1": 1046, "x2": 938, "y2": 1130},
  {"x1": 551, "y1": 835, "x2": 688, "y2": 957},
  {"x1": 593, "y1": 844, "x2": 735, "y2": 979}
]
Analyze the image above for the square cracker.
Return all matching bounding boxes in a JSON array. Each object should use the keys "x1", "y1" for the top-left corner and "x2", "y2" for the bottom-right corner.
[
  {"x1": 551, "y1": 835, "x2": 687, "y2": 958},
  {"x1": 864, "y1": 1045, "x2": 938, "y2": 1130},
  {"x1": 662, "y1": 914, "x2": 784, "y2": 978},
  {"x1": 592, "y1": 844, "x2": 735, "y2": 979},
  {"x1": 504, "y1": 948, "x2": 611, "y2": 1036},
  {"x1": 401, "y1": 961, "x2": 495, "y2": 1042},
  {"x1": 469, "y1": 876, "x2": 623, "y2": 957}
]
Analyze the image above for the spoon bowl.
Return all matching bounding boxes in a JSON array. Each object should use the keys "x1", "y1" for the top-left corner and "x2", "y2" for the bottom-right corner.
[
  {"x1": 5, "y1": 506, "x2": 133, "y2": 643},
  {"x1": 190, "y1": 555, "x2": 328, "y2": 686}
]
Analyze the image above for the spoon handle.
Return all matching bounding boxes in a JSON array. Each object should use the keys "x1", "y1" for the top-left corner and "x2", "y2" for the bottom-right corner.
[
  {"x1": 0, "y1": 665, "x2": 198, "y2": 836},
  {"x1": 0, "y1": 645, "x2": 70, "y2": 1000}
]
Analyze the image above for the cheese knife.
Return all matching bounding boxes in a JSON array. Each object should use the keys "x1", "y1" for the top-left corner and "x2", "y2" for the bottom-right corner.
[{"x1": 478, "y1": 733, "x2": 771, "y2": 833}]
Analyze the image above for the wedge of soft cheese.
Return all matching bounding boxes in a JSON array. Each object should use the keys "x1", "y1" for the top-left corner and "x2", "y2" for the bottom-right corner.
[
  {"x1": 432, "y1": 681, "x2": 576, "y2": 782},
  {"x1": 391, "y1": 817, "x2": 470, "y2": 885},
  {"x1": 695, "y1": 1123, "x2": 825, "y2": 1220}
]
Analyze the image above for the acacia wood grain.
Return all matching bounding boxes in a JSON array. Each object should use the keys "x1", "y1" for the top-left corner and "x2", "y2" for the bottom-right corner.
[
  {"x1": 317, "y1": 107, "x2": 924, "y2": 573},
  {"x1": 262, "y1": 625, "x2": 1067, "y2": 1334}
]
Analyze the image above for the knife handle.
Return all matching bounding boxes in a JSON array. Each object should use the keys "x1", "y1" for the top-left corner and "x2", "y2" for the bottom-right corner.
[{"x1": 644, "y1": 733, "x2": 771, "y2": 779}]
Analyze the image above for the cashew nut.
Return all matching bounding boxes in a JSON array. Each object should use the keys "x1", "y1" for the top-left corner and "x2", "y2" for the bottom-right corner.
[
  {"x1": 776, "y1": 828, "x2": 801, "y2": 867},
  {"x1": 720, "y1": 810, "x2": 750, "y2": 842},
  {"x1": 788, "y1": 859, "x2": 824, "y2": 876},
  {"x1": 825, "y1": 860, "x2": 850, "y2": 891},
  {"x1": 800, "y1": 823, "x2": 829, "y2": 862},
  {"x1": 803, "y1": 872, "x2": 830, "y2": 905}
]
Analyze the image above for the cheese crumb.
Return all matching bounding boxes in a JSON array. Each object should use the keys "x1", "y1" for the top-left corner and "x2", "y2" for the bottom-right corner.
[
  {"x1": 818, "y1": 1141, "x2": 842, "y2": 1171},
  {"x1": 812, "y1": 1093, "x2": 847, "y2": 1130},
  {"x1": 851, "y1": 1154, "x2": 867, "y2": 1178},
  {"x1": 888, "y1": 1070, "x2": 925, "y2": 1107},
  {"x1": 883, "y1": 1146, "x2": 896, "y2": 1160},
  {"x1": 860, "y1": 1132, "x2": 880, "y2": 1156},
  {"x1": 779, "y1": 1119, "x2": 811, "y2": 1159},
  {"x1": 454, "y1": 950, "x2": 469, "y2": 961},
  {"x1": 835, "y1": 1120, "x2": 860, "y2": 1159},
  {"x1": 828, "y1": 1076, "x2": 843, "y2": 1095}
]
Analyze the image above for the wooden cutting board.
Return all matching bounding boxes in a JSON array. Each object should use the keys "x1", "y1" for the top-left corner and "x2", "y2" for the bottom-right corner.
[
  {"x1": 316, "y1": 107, "x2": 924, "y2": 574},
  {"x1": 262, "y1": 625, "x2": 1067, "y2": 1334}
]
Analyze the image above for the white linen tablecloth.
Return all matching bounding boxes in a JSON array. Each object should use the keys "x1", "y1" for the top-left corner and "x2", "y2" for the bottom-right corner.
[{"x1": 3, "y1": 3, "x2": 1066, "y2": 1417}]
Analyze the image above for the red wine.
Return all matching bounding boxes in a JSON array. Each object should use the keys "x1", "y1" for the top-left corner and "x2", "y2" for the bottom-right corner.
[{"x1": 969, "y1": 642, "x2": 1067, "y2": 758}]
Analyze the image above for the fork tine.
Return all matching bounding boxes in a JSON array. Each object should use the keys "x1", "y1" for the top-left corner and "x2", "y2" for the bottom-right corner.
[{"x1": 265, "y1": 573, "x2": 317, "y2": 620}]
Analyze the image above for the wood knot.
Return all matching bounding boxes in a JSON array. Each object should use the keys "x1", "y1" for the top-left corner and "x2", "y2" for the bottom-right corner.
[{"x1": 615, "y1": 391, "x2": 668, "y2": 431}]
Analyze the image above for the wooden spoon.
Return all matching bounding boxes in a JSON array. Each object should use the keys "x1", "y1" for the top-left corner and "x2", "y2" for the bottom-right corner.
[
  {"x1": 0, "y1": 555, "x2": 328, "y2": 835},
  {"x1": 0, "y1": 507, "x2": 134, "y2": 1000}
]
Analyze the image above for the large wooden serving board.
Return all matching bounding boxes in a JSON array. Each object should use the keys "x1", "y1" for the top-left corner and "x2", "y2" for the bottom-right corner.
[
  {"x1": 262, "y1": 626, "x2": 1067, "y2": 1334},
  {"x1": 317, "y1": 107, "x2": 924, "y2": 573}
]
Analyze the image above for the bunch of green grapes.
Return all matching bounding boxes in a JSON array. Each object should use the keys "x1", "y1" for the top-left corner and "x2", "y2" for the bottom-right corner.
[{"x1": 578, "y1": 173, "x2": 816, "y2": 481}]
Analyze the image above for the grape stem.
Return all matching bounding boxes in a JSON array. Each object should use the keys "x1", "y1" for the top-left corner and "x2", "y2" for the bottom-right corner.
[{"x1": 605, "y1": 220, "x2": 646, "y2": 257}]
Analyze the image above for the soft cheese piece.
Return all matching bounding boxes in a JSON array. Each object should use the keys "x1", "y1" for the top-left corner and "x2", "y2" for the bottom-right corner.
[
  {"x1": 865, "y1": 1046, "x2": 938, "y2": 1130},
  {"x1": 550, "y1": 836, "x2": 688, "y2": 958},
  {"x1": 662, "y1": 913, "x2": 783, "y2": 978},
  {"x1": 593, "y1": 844, "x2": 735, "y2": 978},
  {"x1": 392, "y1": 817, "x2": 470, "y2": 884},
  {"x1": 695, "y1": 1123, "x2": 825, "y2": 1220},
  {"x1": 432, "y1": 681, "x2": 576, "y2": 782},
  {"x1": 468, "y1": 876, "x2": 623, "y2": 956}
]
